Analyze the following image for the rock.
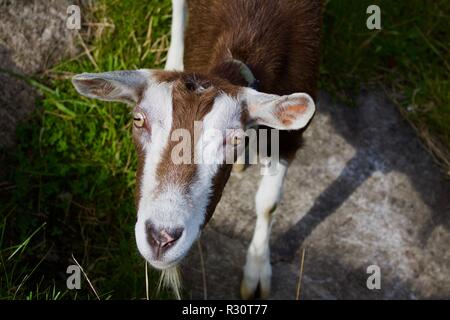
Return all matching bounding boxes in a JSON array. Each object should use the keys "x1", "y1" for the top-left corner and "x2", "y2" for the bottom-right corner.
[
  {"x1": 181, "y1": 90, "x2": 450, "y2": 299},
  {"x1": 0, "y1": 0, "x2": 78, "y2": 148},
  {"x1": 0, "y1": 0, "x2": 77, "y2": 74}
]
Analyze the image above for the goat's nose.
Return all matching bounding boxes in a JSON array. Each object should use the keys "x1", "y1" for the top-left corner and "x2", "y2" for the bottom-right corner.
[{"x1": 146, "y1": 221, "x2": 183, "y2": 258}]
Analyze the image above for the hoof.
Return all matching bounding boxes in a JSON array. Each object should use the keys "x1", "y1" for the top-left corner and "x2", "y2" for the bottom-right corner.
[
  {"x1": 240, "y1": 280, "x2": 256, "y2": 300},
  {"x1": 240, "y1": 259, "x2": 271, "y2": 300},
  {"x1": 240, "y1": 279, "x2": 271, "y2": 300}
]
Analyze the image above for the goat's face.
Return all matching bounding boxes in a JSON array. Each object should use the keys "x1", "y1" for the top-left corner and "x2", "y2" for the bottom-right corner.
[{"x1": 72, "y1": 69, "x2": 315, "y2": 269}]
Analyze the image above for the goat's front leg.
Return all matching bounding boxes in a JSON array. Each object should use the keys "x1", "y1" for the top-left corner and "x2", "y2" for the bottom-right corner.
[
  {"x1": 232, "y1": 144, "x2": 248, "y2": 173},
  {"x1": 165, "y1": 0, "x2": 187, "y2": 71},
  {"x1": 241, "y1": 160, "x2": 288, "y2": 299}
]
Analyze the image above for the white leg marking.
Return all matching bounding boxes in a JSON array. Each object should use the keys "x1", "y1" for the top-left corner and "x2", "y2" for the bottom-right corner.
[
  {"x1": 165, "y1": 0, "x2": 187, "y2": 71},
  {"x1": 241, "y1": 160, "x2": 288, "y2": 299},
  {"x1": 232, "y1": 147, "x2": 247, "y2": 173}
]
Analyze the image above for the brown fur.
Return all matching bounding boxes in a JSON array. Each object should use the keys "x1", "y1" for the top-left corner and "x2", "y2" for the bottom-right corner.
[
  {"x1": 135, "y1": 0, "x2": 322, "y2": 219},
  {"x1": 184, "y1": 0, "x2": 322, "y2": 96},
  {"x1": 184, "y1": 0, "x2": 322, "y2": 161},
  {"x1": 154, "y1": 75, "x2": 218, "y2": 195},
  {"x1": 133, "y1": 71, "x2": 243, "y2": 211}
]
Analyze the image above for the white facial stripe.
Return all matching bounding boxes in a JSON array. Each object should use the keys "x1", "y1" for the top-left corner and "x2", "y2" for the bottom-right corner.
[
  {"x1": 197, "y1": 94, "x2": 242, "y2": 163},
  {"x1": 136, "y1": 89, "x2": 243, "y2": 268},
  {"x1": 139, "y1": 82, "x2": 174, "y2": 204},
  {"x1": 189, "y1": 93, "x2": 243, "y2": 220},
  {"x1": 136, "y1": 81, "x2": 174, "y2": 263}
]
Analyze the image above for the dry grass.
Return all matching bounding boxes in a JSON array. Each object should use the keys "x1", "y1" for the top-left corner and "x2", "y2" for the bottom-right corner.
[
  {"x1": 71, "y1": 254, "x2": 100, "y2": 300},
  {"x1": 296, "y1": 247, "x2": 306, "y2": 300},
  {"x1": 197, "y1": 239, "x2": 208, "y2": 300}
]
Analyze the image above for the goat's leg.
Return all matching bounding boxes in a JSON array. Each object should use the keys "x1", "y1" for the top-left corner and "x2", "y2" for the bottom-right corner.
[
  {"x1": 241, "y1": 160, "x2": 288, "y2": 299},
  {"x1": 233, "y1": 130, "x2": 258, "y2": 173},
  {"x1": 232, "y1": 145, "x2": 247, "y2": 173},
  {"x1": 165, "y1": 0, "x2": 187, "y2": 71}
]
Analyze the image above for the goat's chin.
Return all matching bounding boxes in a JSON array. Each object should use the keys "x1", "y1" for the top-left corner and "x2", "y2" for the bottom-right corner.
[
  {"x1": 148, "y1": 258, "x2": 182, "y2": 270},
  {"x1": 157, "y1": 266, "x2": 182, "y2": 300}
]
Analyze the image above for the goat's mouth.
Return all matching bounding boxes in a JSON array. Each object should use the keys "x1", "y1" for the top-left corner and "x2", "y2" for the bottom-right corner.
[
  {"x1": 136, "y1": 238, "x2": 190, "y2": 270},
  {"x1": 148, "y1": 257, "x2": 183, "y2": 270},
  {"x1": 137, "y1": 242, "x2": 188, "y2": 270}
]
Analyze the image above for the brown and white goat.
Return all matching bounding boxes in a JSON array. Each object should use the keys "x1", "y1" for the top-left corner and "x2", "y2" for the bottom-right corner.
[{"x1": 72, "y1": 0, "x2": 322, "y2": 299}]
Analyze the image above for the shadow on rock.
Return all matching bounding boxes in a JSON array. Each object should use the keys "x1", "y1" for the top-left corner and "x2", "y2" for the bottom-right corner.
[{"x1": 274, "y1": 90, "x2": 450, "y2": 260}]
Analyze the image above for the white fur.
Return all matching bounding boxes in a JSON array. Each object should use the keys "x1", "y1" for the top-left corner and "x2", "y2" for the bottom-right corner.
[
  {"x1": 241, "y1": 160, "x2": 288, "y2": 299},
  {"x1": 241, "y1": 88, "x2": 316, "y2": 130},
  {"x1": 157, "y1": 267, "x2": 182, "y2": 300},
  {"x1": 135, "y1": 81, "x2": 177, "y2": 268},
  {"x1": 197, "y1": 94, "x2": 243, "y2": 164},
  {"x1": 165, "y1": 0, "x2": 187, "y2": 71}
]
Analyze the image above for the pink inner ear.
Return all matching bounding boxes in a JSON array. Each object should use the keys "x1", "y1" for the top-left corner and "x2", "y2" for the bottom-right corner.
[
  {"x1": 278, "y1": 98, "x2": 308, "y2": 125},
  {"x1": 285, "y1": 104, "x2": 307, "y2": 114}
]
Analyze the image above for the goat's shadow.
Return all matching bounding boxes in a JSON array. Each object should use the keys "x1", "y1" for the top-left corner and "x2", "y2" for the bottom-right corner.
[{"x1": 273, "y1": 89, "x2": 450, "y2": 261}]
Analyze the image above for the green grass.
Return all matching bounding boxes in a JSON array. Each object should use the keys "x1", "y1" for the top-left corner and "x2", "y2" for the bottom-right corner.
[
  {"x1": 321, "y1": 0, "x2": 450, "y2": 168},
  {"x1": 1, "y1": 0, "x2": 173, "y2": 299},
  {"x1": 0, "y1": 0, "x2": 449, "y2": 300}
]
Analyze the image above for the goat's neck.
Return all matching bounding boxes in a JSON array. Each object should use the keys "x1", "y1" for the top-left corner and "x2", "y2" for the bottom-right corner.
[
  {"x1": 206, "y1": 35, "x2": 260, "y2": 88},
  {"x1": 209, "y1": 58, "x2": 252, "y2": 89}
]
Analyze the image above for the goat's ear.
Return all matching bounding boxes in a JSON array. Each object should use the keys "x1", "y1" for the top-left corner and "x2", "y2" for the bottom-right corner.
[
  {"x1": 240, "y1": 88, "x2": 316, "y2": 130},
  {"x1": 71, "y1": 70, "x2": 150, "y2": 104}
]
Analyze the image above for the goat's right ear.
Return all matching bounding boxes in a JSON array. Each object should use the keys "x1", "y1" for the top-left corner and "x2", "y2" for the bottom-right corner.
[
  {"x1": 71, "y1": 69, "x2": 151, "y2": 104},
  {"x1": 240, "y1": 88, "x2": 316, "y2": 130}
]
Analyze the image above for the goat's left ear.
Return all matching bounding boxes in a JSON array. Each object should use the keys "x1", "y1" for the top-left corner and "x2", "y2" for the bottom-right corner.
[
  {"x1": 240, "y1": 88, "x2": 316, "y2": 130},
  {"x1": 71, "y1": 70, "x2": 151, "y2": 104}
]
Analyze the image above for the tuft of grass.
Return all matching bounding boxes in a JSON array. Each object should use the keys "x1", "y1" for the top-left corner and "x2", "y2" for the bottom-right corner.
[
  {"x1": 0, "y1": 211, "x2": 68, "y2": 300},
  {"x1": 321, "y1": 0, "x2": 450, "y2": 171}
]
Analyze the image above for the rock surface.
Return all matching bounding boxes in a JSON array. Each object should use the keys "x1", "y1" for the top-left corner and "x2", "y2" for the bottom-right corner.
[
  {"x1": 181, "y1": 90, "x2": 450, "y2": 299},
  {"x1": 0, "y1": 0, "x2": 77, "y2": 148}
]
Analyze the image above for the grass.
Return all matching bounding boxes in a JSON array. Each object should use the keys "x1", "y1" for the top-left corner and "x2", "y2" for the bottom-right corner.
[
  {"x1": 321, "y1": 0, "x2": 450, "y2": 169},
  {"x1": 0, "y1": 0, "x2": 448, "y2": 299},
  {"x1": 1, "y1": 0, "x2": 174, "y2": 299}
]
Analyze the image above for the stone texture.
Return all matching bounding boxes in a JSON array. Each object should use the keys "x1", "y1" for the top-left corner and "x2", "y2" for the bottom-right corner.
[
  {"x1": 0, "y1": 0, "x2": 78, "y2": 148},
  {"x1": 181, "y1": 90, "x2": 450, "y2": 299}
]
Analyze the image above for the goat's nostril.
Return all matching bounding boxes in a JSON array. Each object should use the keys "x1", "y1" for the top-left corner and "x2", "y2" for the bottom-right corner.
[
  {"x1": 159, "y1": 228, "x2": 183, "y2": 247},
  {"x1": 145, "y1": 221, "x2": 184, "y2": 258}
]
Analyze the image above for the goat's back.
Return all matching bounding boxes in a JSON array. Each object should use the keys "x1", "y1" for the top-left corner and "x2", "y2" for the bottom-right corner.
[{"x1": 184, "y1": 0, "x2": 323, "y2": 98}]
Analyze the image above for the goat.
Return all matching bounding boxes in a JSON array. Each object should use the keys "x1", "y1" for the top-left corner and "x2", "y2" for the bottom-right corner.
[{"x1": 72, "y1": 0, "x2": 322, "y2": 299}]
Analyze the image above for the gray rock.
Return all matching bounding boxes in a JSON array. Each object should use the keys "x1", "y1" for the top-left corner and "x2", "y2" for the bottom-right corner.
[
  {"x1": 0, "y1": 0, "x2": 78, "y2": 148},
  {"x1": 0, "y1": 0, "x2": 77, "y2": 74},
  {"x1": 181, "y1": 90, "x2": 450, "y2": 299}
]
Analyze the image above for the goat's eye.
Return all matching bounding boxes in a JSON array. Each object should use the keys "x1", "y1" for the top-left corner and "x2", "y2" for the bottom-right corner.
[{"x1": 133, "y1": 112, "x2": 145, "y2": 128}]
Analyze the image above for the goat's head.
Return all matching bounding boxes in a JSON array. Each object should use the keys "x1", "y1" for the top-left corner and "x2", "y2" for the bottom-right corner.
[{"x1": 72, "y1": 69, "x2": 315, "y2": 270}]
